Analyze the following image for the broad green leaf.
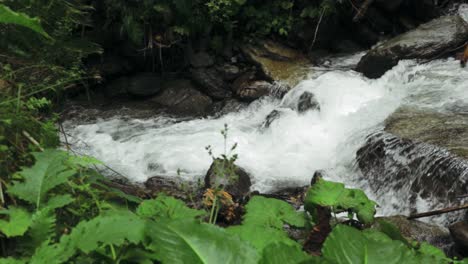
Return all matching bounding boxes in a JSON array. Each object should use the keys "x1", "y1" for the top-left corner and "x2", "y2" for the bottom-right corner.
[
  {"x1": 227, "y1": 196, "x2": 306, "y2": 253},
  {"x1": 322, "y1": 225, "x2": 450, "y2": 264},
  {"x1": 8, "y1": 150, "x2": 77, "y2": 209},
  {"x1": 0, "y1": 207, "x2": 32, "y2": 237},
  {"x1": 259, "y1": 243, "x2": 319, "y2": 264},
  {"x1": 228, "y1": 225, "x2": 299, "y2": 253},
  {"x1": 146, "y1": 219, "x2": 259, "y2": 264},
  {"x1": 0, "y1": 4, "x2": 50, "y2": 38},
  {"x1": 305, "y1": 178, "x2": 377, "y2": 224},
  {"x1": 137, "y1": 194, "x2": 205, "y2": 220},
  {"x1": 243, "y1": 196, "x2": 306, "y2": 228}
]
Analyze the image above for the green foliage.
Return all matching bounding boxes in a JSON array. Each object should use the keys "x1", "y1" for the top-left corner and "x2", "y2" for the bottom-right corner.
[
  {"x1": 228, "y1": 196, "x2": 307, "y2": 253},
  {"x1": 147, "y1": 219, "x2": 259, "y2": 264},
  {"x1": 0, "y1": 4, "x2": 50, "y2": 38},
  {"x1": 8, "y1": 150, "x2": 89, "y2": 209},
  {"x1": 137, "y1": 194, "x2": 205, "y2": 220},
  {"x1": 0, "y1": 207, "x2": 32, "y2": 237},
  {"x1": 305, "y1": 177, "x2": 377, "y2": 224},
  {"x1": 242, "y1": 196, "x2": 306, "y2": 229},
  {"x1": 321, "y1": 225, "x2": 452, "y2": 264},
  {"x1": 259, "y1": 243, "x2": 319, "y2": 264}
]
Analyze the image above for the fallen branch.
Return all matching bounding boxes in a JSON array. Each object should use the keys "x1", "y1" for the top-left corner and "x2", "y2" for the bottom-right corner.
[
  {"x1": 309, "y1": 8, "x2": 326, "y2": 52},
  {"x1": 353, "y1": 0, "x2": 375, "y2": 22},
  {"x1": 22, "y1": 130, "x2": 44, "y2": 152},
  {"x1": 408, "y1": 203, "x2": 468, "y2": 220}
]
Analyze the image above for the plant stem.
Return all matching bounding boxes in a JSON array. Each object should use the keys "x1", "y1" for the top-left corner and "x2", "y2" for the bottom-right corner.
[
  {"x1": 110, "y1": 244, "x2": 117, "y2": 260},
  {"x1": 209, "y1": 195, "x2": 218, "y2": 224}
]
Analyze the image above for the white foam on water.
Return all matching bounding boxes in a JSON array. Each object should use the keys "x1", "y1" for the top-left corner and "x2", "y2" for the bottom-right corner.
[{"x1": 64, "y1": 56, "x2": 468, "y2": 222}]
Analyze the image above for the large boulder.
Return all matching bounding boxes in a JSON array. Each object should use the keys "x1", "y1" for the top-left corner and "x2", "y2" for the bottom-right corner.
[
  {"x1": 241, "y1": 40, "x2": 310, "y2": 87},
  {"x1": 204, "y1": 159, "x2": 252, "y2": 199},
  {"x1": 356, "y1": 15, "x2": 468, "y2": 78},
  {"x1": 150, "y1": 79, "x2": 212, "y2": 116},
  {"x1": 190, "y1": 68, "x2": 232, "y2": 99},
  {"x1": 373, "y1": 216, "x2": 453, "y2": 252},
  {"x1": 105, "y1": 72, "x2": 164, "y2": 97}
]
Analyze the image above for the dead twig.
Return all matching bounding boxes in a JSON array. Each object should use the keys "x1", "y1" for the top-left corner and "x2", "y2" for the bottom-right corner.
[
  {"x1": 408, "y1": 203, "x2": 468, "y2": 220},
  {"x1": 353, "y1": 0, "x2": 375, "y2": 22}
]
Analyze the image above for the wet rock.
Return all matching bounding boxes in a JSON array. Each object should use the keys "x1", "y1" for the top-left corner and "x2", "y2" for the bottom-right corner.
[
  {"x1": 217, "y1": 64, "x2": 241, "y2": 81},
  {"x1": 123, "y1": 72, "x2": 164, "y2": 97},
  {"x1": 297, "y1": 92, "x2": 320, "y2": 113},
  {"x1": 237, "y1": 80, "x2": 272, "y2": 102},
  {"x1": 145, "y1": 176, "x2": 202, "y2": 202},
  {"x1": 209, "y1": 99, "x2": 249, "y2": 117},
  {"x1": 150, "y1": 79, "x2": 212, "y2": 116},
  {"x1": 232, "y1": 72, "x2": 272, "y2": 102},
  {"x1": 204, "y1": 159, "x2": 252, "y2": 199},
  {"x1": 190, "y1": 68, "x2": 232, "y2": 99},
  {"x1": 385, "y1": 107, "x2": 468, "y2": 159},
  {"x1": 262, "y1": 110, "x2": 283, "y2": 129},
  {"x1": 356, "y1": 131, "x2": 468, "y2": 223},
  {"x1": 373, "y1": 216, "x2": 453, "y2": 252},
  {"x1": 241, "y1": 40, "x2": 310, "y2": 87},
  {"x1": 190, "y1": 52, "x2": 215, "y2": 68},
  {"x1": 262, "y1": 186, "x2": 308, "y2": 210},
  {"x1": 356, "y1": 15, "x2": 468, "y2": 78},
  {"x1": 449, "y1": 221, "x2": 468, "y2": 255},
  {"x1": 87, "y1": 54, "x2": 133, "y2": 81}
]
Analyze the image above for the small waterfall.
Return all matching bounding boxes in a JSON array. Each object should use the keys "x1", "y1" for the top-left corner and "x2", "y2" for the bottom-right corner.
[
  {"x1": 356, "y1": 132, "x2": 468, "y2": 224},
  {"x1": 63, "y1": 54, "x2": 468, "y2": 224}
]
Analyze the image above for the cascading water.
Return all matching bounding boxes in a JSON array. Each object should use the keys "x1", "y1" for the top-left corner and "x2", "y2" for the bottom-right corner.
[{"x1": 63, "y1": 54, "x2": 468, "y2": 224}]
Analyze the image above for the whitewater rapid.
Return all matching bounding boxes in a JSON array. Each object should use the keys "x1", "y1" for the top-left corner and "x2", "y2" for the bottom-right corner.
[{"x1": 63, "y1": 54, "x2": 468, "y2": 220}]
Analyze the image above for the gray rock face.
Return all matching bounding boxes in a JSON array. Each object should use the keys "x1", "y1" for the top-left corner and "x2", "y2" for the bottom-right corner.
[
  {"x1": 204, "y1": 159, "x2": 252, "y2": 199},
  {"x1": 209, "y1": 99, "x2": 249, "y2": 117},
  {"x1": 356, "y1": 15, "x2": 468, "y2": 78},
  {"x1": 449, "y1": 221, "x2": 468, "y2": 255},
  {"x1": 190, "y1": 68, "x2": 232, "y2": 99},
  {"x1": 262, "y1": 110, "x2": 283, "y2": 129},
  {"x1": 150, "y1": 79, "x2": 212, "y2": 116}
]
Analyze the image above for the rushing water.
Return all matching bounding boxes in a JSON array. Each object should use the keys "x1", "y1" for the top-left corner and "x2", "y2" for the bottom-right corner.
[{"x1": 63, "y1": 53, "x2": 468, "y2": 223}]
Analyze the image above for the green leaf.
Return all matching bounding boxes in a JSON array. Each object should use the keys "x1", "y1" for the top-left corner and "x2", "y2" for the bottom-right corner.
[
  {"x1": 8, "y1": 150, "x2": 77, "y2": 209},
  {"x1": 137, "y1": 194, "x2": 205, "y2": 220},
  {"x1": 23, "y1": 209, "x2": 56, "y2": 251},
  {"x1": 0, "y1": 207, "x2": 32, "y2": 237},
  {"x1": 305, "y1": 178, "x2": 377, "y2": 224},
  {"x1": 243, "y1": 196, "x2": 306, "y2": 228},
  {"x1": 259, "y1": 243, "x2": 319, "y2": 264},
  {"x1": 146, "y1": 219, "x2": 259, "y2": 264},
  {"x1": 0, "y1": 4, "x2": 50, "y2": 38},
  {"x1": 227, "y1": 196, "x2": 306, "y2": 253},
  {"x1": 228, "y1": 225, "x2": 299, "y2": 253},
  {"x1": 69, "y1": 210, "x2": 146, "y2": 254},
  {"x1": 322, "y1": 225, "x2": 450, "y2": 264},
  {"x1": 44, "y1": 194, "x2": 74, "y2": 210},
  {"x1": 30, "y1": 211, "x2": 146, "y2": 263}
]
